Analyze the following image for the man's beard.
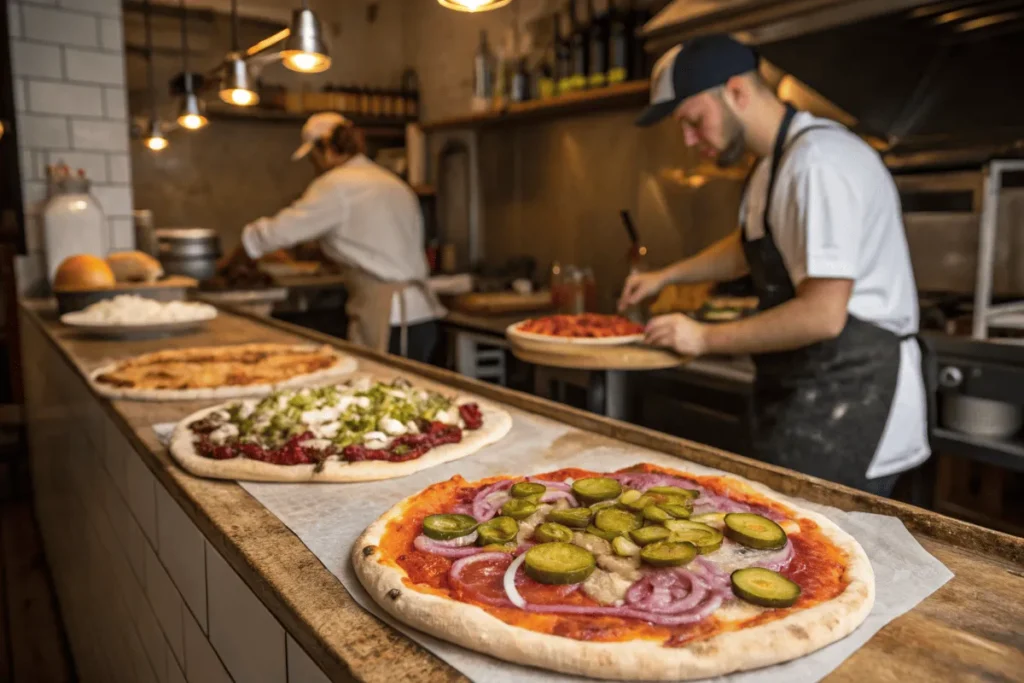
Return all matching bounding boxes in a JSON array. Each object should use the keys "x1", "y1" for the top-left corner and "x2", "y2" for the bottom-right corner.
[{"x1": 716, "y1": 128, "x2": 747, "y2": 168}]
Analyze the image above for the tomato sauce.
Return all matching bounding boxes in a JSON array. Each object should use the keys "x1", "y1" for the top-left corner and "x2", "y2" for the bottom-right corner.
[{"x1": 379, "y1": 465, "x2": 850, "y2": 647}]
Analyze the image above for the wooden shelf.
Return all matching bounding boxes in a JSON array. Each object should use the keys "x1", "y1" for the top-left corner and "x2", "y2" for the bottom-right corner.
[
  {"x1": 422, "y1": 80, "x2": 650, "y2": 132},
  {"x1": 204, "y1": 104, "x2": 410, "y2": 139}
]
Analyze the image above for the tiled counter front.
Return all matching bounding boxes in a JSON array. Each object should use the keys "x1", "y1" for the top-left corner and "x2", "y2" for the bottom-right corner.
[{"x1": 21, "y1": 320, "x2": 330, "y2": 683}]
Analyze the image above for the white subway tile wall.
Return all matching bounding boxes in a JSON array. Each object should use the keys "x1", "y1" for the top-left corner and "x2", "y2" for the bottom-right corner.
[
  {"x1": 6, "y1": 0, "x2": 134, "y2": 294},
  {"x1": 287, "y1": 635, "x2": 333, "y2": 683},
  {"x1": 46, "y1": 150, "x2": 108, "y2": 182},
  {"x1": 109, "y1": 216, "x2": 135, "y2": 250},
  {"x1": 207, "y1": 548, "x2": 288, "y2": 683},
  {"x1": 184, "y1": 609, "x2": 234, "y2": 683},
  {"x1": 146, "y1": 543, "x2": 185, "y2": 664},
  {"x1": 157, "y1": 486, "x2": 209, "y2": 632}
]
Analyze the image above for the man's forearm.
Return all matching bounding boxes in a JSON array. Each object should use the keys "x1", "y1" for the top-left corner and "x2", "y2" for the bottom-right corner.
[
  {"x1": 660, "y1": 230, "x2": 749, "y2": 286},
  {"x1": 701, "y1": 295, "x2": 844, "y2": 355}
]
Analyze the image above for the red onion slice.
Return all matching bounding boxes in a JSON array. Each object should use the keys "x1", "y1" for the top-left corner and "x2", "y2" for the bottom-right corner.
[
  {"x1": 626, "y1": 569, "x2": 710, "y2": 614},
  {"x1": 413, "y1": 534, "x2": 484, "y2": 558},
  {"x1": 528, "y1": 478, "x2": 572, "y2": 492},
  {"x1": 449, "y1": 552, "x2": 514, "y2": 607},
  {"x1": 471, "y1": 479, "x2": 515, "y2": 521},
  {"x1": 503, "y1": 554, "x2": 528, "y2": 608},
  {"x1": 539, "y1": 490, "x2": 578, "y2": 506}
]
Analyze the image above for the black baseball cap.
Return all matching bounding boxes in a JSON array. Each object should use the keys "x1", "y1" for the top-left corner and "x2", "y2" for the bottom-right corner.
[{"x1": 635, "y1": 35, "x2": 759, "y2": 127}]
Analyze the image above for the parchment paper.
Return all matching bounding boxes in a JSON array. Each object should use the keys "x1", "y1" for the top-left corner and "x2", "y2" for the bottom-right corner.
[{"x1": 154, "y1": 410, "x2": 952, "y2": 683}]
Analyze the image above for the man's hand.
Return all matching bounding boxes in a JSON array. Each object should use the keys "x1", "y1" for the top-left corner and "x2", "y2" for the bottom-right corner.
[
  {"x1": 618, "y1": 270, "x2": 666, "y2": 311},
  {"x1": 644, "y1": 314, "x2": 709, "y2": 357}
]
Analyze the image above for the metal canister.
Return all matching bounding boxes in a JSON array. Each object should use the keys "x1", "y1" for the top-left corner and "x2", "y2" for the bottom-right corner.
[{"x1": 155, "y1": 227, "x2": 221, "y2": 281}]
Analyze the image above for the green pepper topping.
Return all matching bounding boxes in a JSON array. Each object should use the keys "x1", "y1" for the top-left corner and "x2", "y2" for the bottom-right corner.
[
  {"x1": 476, "y1": 516, "x2": 519, "y2": 545},
  {"x1": 510, "y1": 482, "x2": 546, "y2": 499},
  {"x1": 500, "y1": 498, "x2": 539, "y2": 521},
  {"x1": 422, "y1": 514, "x2": 478, "y2": 541}
]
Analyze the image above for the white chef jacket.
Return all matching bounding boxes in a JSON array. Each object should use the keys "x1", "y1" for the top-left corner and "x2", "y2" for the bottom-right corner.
[
  {"x1": 241, "y1": 154, "x2": 444, "y2": 326},
  {"x1": 740, "y1": 111, "x2": 930, "y2": 479}
]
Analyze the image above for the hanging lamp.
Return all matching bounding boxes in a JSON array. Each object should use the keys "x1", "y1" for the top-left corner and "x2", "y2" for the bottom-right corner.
[
  {"x1": 176, "y1": 0, "x2": 207, "y2": 129},
  {"x1": 280, "y1": 0, "x2": 331, "y2": 73},
  {"x1": 142, "y1": 0, "x2": 168, "y2": 151},
  {"x1": 437, "y1": 0, "x2": 512, "y2": 12},
  {"x1": 219, "y1": 0, "x2": 260, "y2": 106}
]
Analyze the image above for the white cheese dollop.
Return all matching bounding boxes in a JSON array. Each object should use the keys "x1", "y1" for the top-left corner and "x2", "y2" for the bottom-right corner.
[
  {"x1": 379, "y1": 418, "x2": 407, "y2": 436},
  {"x1": 299, "y1": 438, "x2": 332, "y2": 451},
  {"x1": 209, "y1": 423, "x2": 239, "y2": 445},
  {"x1": 312, "y1": 422, "x2": 340, "y2": 439},
  {"x1": 301, "y1": 407, "x2": 339, "y2": 425},
  {"x1": 354, "y1": 397, "x2": 371, "y2": 410}
]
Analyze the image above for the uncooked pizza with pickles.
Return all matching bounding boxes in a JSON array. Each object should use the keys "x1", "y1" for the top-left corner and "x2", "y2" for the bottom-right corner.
[{"x1": 353, "y1": 463, "x2": 874, "y2": 680}]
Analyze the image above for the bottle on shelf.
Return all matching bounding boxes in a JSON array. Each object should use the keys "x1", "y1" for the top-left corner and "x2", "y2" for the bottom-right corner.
[
  {"x1": 629, "y1": 0, "x2": 651, "y2": 80},
  {"x1": 588, "y1": 0, "x2": 608, "y2": 89},
  {"x1": 536, "y1": 45, "x2": 555, "y2": 100},
  {"x1": 494, "y1": 38, "x2": 508, "y2": 110},
  {"x1": 511, "y1": 57, "x2": 530, "y2": 103},
  {"x1": 555, "y1": 11, "x2": 572, "y2": 96},
  {"x1": 402, "y1": 69, "x2": 420, "y2": 119},
  {"x1": 607, "y1": 0, "x2": 629, "y2": 84},
  {"x1": 358, "y1": 85, "x2": 371, "y2": 116},
  {"x1": 369, "y1": 87, "x2": 382, "y2": 117},
  {"x1": 569, "y1": 0, "x2": 589, "y2": 92},
  {"x1": 472, "y1": 30, "x2": 496, "y2": 112}
]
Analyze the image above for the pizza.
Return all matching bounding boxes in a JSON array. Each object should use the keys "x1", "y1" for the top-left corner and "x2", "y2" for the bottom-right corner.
[
  {"x1": 353, "y1": 463, "x2": 873, "y2": 680},
  {"x1": 90, "y1": 342, "x2": 357, "y2": 401},
  {"x1": 509, "y1": 314, "x2": 645, "y2": 346},
  {"x1": 169, "y1": 377, "x2": 512, "y2": 482}
]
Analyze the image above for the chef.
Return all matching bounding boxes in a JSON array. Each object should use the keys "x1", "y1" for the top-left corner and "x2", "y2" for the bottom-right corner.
[
  {"x1": 225, "y1": 112, "x2": 445, "y2": 362},
  {"x1": 619, "y1": 35, "x2": 932, "y2": 497}
]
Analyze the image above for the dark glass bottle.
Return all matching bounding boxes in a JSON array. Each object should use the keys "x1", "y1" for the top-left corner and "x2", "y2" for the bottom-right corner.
[
  {"x1": 569, "y1": 0, "x2": 588, "y2": 91},
  {"x1": 607, "y1": 0, "x2": 629, "y2": 84},
  {"x1": 555, "y1": 11, "x2": 572, "y2": 95},
  {"x1": 628, "y1": 0, "x2": 651, "y2": 80},
  {"x1": 587, "y1": 0, "x2": 608, "y2": 89},
  {"x1": 511, "y1": 58, "x2": 530, "y2": 103}
]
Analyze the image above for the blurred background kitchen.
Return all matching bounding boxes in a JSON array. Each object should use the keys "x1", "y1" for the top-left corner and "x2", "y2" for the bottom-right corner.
[{"x1": 3, "y1": 0, "x2": 1024, "y2": 534}]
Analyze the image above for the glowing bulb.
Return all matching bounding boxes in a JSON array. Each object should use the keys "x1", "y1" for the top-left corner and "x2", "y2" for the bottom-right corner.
[
  {"x1": 437, "y1": 0, "x2": 511, "y2": 11},
  {"x1": 220, "y1": 88, "x2": 259, "y2": 107},
  {"x1": 177, "y1": 113, "x2": 208, "y2": 130},
  {"x1": 145, "y1": 136, "x2": 168, "y2": 151},
  {"x1": 281, "y1": 51, "x2": 330, "y2": 74}
]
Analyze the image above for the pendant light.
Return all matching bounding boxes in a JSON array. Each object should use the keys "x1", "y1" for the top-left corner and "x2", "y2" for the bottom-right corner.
[
  {"x1": 142, "y1": 0, "x2": 168, "y2": 151},
  {"x1": 437, "y1": 0, "x2": 512, "y2": 12},
  {"x1": 176, "y1": 0, "x2": 207, "y2": 129},
  {"x1": 280, "y1": 0, "x2": 331, "y2": 73},
  {"x1": 219, "y1": 0, "x2": 259, "y2": 106}
]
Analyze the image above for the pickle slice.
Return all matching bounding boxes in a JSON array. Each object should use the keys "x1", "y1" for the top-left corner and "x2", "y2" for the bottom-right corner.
[
  {"x1": 640, "y1": 540, "x2": 698, "y2": 567},
  {"x1": 422, "y1": 514, "x2": 478, "y2": 541},
  {"x1": 572, "y1": 477, "x2": 623, "y2": 505},
  {"x1": 664, "y1": 520, "x2": 724, "y2": 554},
  {"x1": 731, "y1": 567, "x2": 801, "y2": 608},
  {"x1": 511, "y1": 481, "x2": 546, "y2": 499},
  {"x1": 642, "y1": 505, "x2": 674, "y2": 523},
  {"x1": 629, "y1": 525, "x2": 671, "y2": 546},
  {"x1": 659, "y1": 503, "x2": 692, "y2": 519},
  {"x1": 619, "y1": 490, "x2": 643, "y2": 506},
  {"x1": 585, "y1": 525, "x2": 620, "y2": 542},
  {"x1": 647, "y1": 485, "x2": 700, "y2": 499},
  {"x1": 501, "y1": 498, "x2": 539, "y2": 521},
  {"x1": 534, "y1": 522, "x2": 574, "y2": 544},
  {"x1": 547, "y1": 507, "x2": 592, "y2": 529},
  {"x1": 594, "y1": 508, "x2": 643, "y2": 535},
  {"x1": 724, "y1": 513, "x2": 787, "y2": 550},
  {"x1": 524, "y1": 542, "x2": 596, "y2": 584},
  {"x1": 619, "y1": 491, "x2": 656, "y2": 512},
  {"x1": 612, "y1": 536, "x2": 641, "y2": 557},
  {"x1": 476, "y1": 516, "x2": 519, "y2": 545},
  {"x1": 690, "y1": 512, "x2": 727, "y2": 529}
]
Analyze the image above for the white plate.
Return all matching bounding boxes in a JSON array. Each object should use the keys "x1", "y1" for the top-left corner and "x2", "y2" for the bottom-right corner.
[
  {"x1": 60, "y1": 312, "x2": 216, "y2": 338},
  {"x1": 506, "y1": 319, "x2": 645, "y2": 347}
]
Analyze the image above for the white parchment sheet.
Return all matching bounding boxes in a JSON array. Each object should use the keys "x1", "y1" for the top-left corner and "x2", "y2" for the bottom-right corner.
[{"x1": 154, "y1": 408, "x2": 952, "y2": 683}]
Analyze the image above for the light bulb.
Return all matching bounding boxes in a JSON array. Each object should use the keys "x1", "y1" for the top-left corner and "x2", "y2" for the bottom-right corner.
[
  {"x1": 437, "y1": 0, "x2": 512, "y2": 11},
  {"x1": 178, "y1": 113, "x2": 208, "y2": 130},
  {"x1": 220, "y1": 88, "x2": 259, "y2": 106},
  {"x1": 145, "y1": 136, "x2": 168, "y2": 151},
  {"x1": 281, "y1": 51, "x2": 330, "y2": 74}
]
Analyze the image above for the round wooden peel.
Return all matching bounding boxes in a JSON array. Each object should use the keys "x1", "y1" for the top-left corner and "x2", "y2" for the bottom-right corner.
[{"x1": 508, "y1": 335, "x2": 687, "y2": 371}]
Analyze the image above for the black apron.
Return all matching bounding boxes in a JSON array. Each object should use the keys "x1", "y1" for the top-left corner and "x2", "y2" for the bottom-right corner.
[{"x1": 741, "y1": 106, "x2": 934, "y2": 491}]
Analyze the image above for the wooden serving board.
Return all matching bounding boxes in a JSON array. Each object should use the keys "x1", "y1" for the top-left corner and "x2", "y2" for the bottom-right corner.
[
  {"x1": 450, "y1": 291, "x2": 553, "y2": 316},
  {"x1": 509, "y1": 336, "x2": 687, "y2": 371}
]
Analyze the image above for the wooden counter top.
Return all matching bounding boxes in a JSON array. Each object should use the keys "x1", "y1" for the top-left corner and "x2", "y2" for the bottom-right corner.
[{"x1": 18, "y1": 299, "x2": 1024, "y2": 682}]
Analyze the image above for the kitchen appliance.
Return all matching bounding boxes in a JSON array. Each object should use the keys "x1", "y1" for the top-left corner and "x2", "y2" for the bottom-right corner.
[
  {"x1": 43, "y1": 174, "x2": 107, "y2": 285},
  {"x1": 156, "y1": 227, "x2": 221, "y2": 281}
]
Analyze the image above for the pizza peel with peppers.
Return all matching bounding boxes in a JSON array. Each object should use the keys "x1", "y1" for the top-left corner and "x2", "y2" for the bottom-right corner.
[{"x1": 353, "y1": 463, "x2": 873, "y2": 680}]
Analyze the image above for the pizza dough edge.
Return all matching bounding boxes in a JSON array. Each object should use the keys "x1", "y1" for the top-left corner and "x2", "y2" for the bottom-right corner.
[
  {"x1": 351, "y1": 469, "x2": 875, "y2": 681},
  {"x1": 89, "y1": 345, "x2": 358, "y2": 401},
  {"x1": 168, "y1": 396, "x2": 513, "y2": 483}
]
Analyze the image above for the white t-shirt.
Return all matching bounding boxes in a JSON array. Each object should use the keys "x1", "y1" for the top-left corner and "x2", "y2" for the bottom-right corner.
[
  {"x1": 241, "y1": 155, "x2": 445, "y2": 326},
  {"x1": 741, "y1": 112, "x2": 929, "y2": 479}
]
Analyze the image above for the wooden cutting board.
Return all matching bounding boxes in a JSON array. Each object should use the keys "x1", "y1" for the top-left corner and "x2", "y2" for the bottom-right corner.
[
  {"x1": 508, "y1": 336, "x2": 687, "y2": 371},
  {"x1": 450, "y1": 291, "x2": 553, "y2": 315}
]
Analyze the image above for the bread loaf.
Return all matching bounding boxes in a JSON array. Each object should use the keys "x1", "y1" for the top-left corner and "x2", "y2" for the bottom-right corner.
[{"x1": 106, "y1": 251, "x2": 163, "y2": 283}]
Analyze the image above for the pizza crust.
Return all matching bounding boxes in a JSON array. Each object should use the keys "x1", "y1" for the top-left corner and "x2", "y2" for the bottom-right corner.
[
  {"x1": 168, "y1": 398, "x2": 513, "y2": 483},
  {"x1": 506, "y1": 322, "x2": 644, "y2": 347},
  {"x1": 90, "y1": 344, "x2": 358, "y2": 401},
  {"x1": 352, "y1": 469, "x2": 874, "y2": 681}
]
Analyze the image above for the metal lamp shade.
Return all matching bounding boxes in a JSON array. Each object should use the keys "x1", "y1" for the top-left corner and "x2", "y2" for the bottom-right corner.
[
  {"x1": 219, "y1": 54, "x2": 259, "y2": 106},
  {"x1": 144, "y1": 120, "x2": 168, "y2": 151},
  {"x1": 280, "y1": 8, "x2": 331, "y2": 73},
  {"x1": 437, "y1": 0, "x2": 512, "y2": 12},
  {"x1": 177, "y1": 91, "x2": 208, "y2": 130}
]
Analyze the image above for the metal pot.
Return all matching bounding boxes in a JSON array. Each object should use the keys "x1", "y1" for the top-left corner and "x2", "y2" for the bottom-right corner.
[
  {"x1": 156, "y1": 227, "x2": 220, "y2": 280},
  {"x1": 941, "y1": 394, "x2": 1024, "y2": 439}
]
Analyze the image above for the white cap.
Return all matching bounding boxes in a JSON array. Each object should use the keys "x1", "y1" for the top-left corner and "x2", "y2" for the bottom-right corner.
[{"x1": 291, "y1": 112, "x2": 351, "y2": 161}]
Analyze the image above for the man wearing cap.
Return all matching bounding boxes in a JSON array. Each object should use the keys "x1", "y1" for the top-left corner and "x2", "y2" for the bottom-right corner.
[
  {"x1": 226, "y1": 112, "x2": 445, "y2": 362},
  {"x1": 619, "y1": 36, "x2": 931, "y2": 497}
]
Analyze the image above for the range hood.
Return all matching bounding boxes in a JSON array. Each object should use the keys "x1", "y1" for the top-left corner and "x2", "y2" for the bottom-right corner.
[{"x1": 643, "y1": 0, "x2": 1024, "y2": 168}]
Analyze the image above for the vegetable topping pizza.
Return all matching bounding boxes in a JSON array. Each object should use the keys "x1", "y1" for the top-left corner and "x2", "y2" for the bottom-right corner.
[
  {"x1": 354, "y1": 463, "x2": 873, "y2": 680},
  {"x1": 514, "y1": 314, "x2": 644, "y2": 340},
  {"x1": 169, "y1": 377, "x2": 512, "y2": 482}
]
